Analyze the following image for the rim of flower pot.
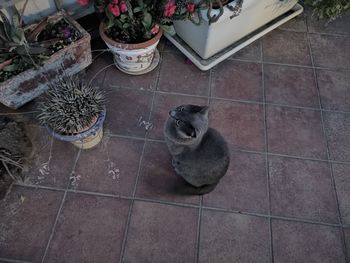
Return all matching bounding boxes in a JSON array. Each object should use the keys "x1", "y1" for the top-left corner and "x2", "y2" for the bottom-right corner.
[
  {"x1": 99, "y1": 22, "x2": 163, "y2": 50},
  {"x1": 46, "y1": 109, "x2": 106, "y2": 142}
]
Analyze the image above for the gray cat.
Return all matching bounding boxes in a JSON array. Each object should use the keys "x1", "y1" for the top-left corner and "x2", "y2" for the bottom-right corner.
[{"x1": 164, "y1": 104, "x2": 230, "y2": 195}]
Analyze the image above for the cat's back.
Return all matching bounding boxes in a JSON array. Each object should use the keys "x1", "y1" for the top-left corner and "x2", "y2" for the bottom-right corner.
[{"x1": 198, "y1": 128, "x2": 230, "y2": 159}]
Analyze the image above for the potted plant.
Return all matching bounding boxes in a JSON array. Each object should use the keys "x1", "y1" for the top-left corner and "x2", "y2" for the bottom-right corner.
[
  {"x1": 0, "y1": 6, "x2": 92, "y2": 109},
  {"x1": 78, "y1": 0, "x2": 168, "y2": 74},
  {"x1": 169, "y1": 0, "x2": 300, "y2": 59},
  {"x1": 37, "y1": 75, "x2": 106, "y2": 150},
  {"x1": 304, "y1": 0, "x2": 350, "y2": 21}
]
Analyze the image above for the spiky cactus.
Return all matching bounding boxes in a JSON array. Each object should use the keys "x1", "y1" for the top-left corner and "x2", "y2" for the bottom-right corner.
[{"x1": 38, "y1": 76, "x2": 106, "y2": 135}]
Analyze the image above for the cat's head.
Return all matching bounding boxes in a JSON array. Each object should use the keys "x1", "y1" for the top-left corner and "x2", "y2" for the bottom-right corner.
[{"x1": 168, "y1": 104, "x2": 209, "y2": 139}]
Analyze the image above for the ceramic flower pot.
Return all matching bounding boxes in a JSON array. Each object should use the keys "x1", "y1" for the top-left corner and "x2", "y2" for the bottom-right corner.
[
  {"x1": 173, "y1": 0, "x2": 298, "y2": 59},
  {"x1": 46, "y1": 110, "x2": 106, "y2": 150},
  {"x1": 99, "y1": 23, "x2": 162, "y2": 74}
]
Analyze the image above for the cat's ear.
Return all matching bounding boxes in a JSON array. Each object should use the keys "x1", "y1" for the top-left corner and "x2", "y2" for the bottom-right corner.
[{"x1": 200, "y1": 106, "x2": 209, "y2": 116}]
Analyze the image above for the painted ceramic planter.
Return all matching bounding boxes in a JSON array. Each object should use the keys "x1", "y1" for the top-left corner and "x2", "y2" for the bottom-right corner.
[
  {"x1": 173, "y1": 0, "x2": 298, "y2": 59},
  {"x1": 99, "y1": 23, "x2": 162, "y2": 74},
  {"x1": 46, "y1": 109, "x2": 106, "y2": 150},
  {"x1": 0, "y1": 10, "x2": 92, "y2": 109}
]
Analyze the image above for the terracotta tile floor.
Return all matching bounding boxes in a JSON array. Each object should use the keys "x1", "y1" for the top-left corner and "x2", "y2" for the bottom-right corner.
[{"x1": 1, "y1": 8, "x2": 350, "y2": 263}]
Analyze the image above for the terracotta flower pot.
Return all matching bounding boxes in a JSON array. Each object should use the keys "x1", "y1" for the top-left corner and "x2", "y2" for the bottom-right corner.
[{"x1": 99, "y1": 23, "x2": 162, "y2": 74}]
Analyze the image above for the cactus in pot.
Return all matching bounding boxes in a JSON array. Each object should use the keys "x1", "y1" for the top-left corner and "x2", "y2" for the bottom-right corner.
[{"x1": 37, "y1": 75, "x2": 106, "y2": 149}]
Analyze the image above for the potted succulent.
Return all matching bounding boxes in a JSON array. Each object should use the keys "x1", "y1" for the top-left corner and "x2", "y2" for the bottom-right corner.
[
  {"x1": 0, "y1": 6, "x2": 92, "y2": 109},
  {"x1": 37, "y1": 75, "x2": 106, "y2": 150},
  {"x1": 78, "y1": 0, "x2": 168, "y2": 74}
]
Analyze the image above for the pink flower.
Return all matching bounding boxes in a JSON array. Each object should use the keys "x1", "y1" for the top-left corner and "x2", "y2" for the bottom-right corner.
[
  {"x1": 119, "y1": 1, "x2": 128, "y2": 13},
  {"x1": 108, "y1": 3, "x2": 120, "y2": 17},
  {"x1": 151, "y1": 24, "x2": 160, "y2": 35},
  {"x1": 78, "y1": 0, "x2": 89, "y2": 6},
  {"x1": 187, "y1": 3, "x2": 195, "y2": 13},
  {"x1": 164, "y1": 0, "x2": 176, "y2": 17}
]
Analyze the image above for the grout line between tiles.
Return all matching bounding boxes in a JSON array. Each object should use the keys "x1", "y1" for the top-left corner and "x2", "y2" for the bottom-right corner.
[
  {"x1": 103, "y1": 84, "x2": 350, "y2": 115},
  {"x1": 40, "y1": 148, "x2": 82, "y2": 263},
  {"x1": 118, "y1": 54, "x2": 163, "y2": 263},
  {"x1": 195, "y1": 197, "x2": 203, "y2": 263},
  {"x1": 11, "y1": 180, "x2": 348, "y2": 228},
  {"x1": 306, "y1": 24, "x2": 349, "y2": 262},
  {"x1": 0, "y1": 258, "x2": 33, "y2": 263},
  {"x1": 261, "y1": 39, "x2": 274, "y2": 263}
]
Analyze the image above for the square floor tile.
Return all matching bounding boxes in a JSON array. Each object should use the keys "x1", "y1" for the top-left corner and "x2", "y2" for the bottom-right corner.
[
  {"x1": 105, "y1": 88, "x2": 153, "y2": 137},
  {"x1": 307, "y1": 15, "x2": 350, "y2": 35},
  {"x1": 209, "y1": 100, "x2": 265, "y2": 151},
  {"x1": 264, "y1": 64, "x2": 318, "y2": 108},
  {"x1": 158, "y1": 52, "x2": 210, "y2": 96},
  {"x1": 269, "y1": 156, "x2": 338, "y2": 223},
  {"x1": 163, "y1": 39, "x2": 182, "y2": 53},
  {"x1": 147, "y1": 93, "x2": 208, "y2": 140},
  {"x1": 345, "y1": 228, "x2": 350, "y2": 258},
  {"x1": 123, "y1": 201, "x2": 198, "y2": 263},
  {"x1": 323, "y1": 112, "x2": 350, "y2": 162},
  {"x1": 0, "y1": 187, "x2": 63, "y2": 262},
  {"x1": 279, "y1": 15, "x2": 307, "y2": 32},
  {"x1": 317, "y1": 69, "x2": 350, "y2": 112},
  {"x1": 104, "y1": 62, "x2": 159, "y2": 91},
  {"x1": 45, "y1": 193, "x2": 130, "y2": 262},
  {"x1": 229, "y1": 40, "x2": 262, "y2": 61},
  {"x1": 85, "y1": 52, "x2": 111, "y2": 87},
  {"x1": 211, "y1": 61, "x2": 263, "y2": 102},
  {"x1": 135, "y1": 141, "x2": 200, "y2": 204},
  {"x1": 199, "y1": 210, "x2": 270, "y2": 263},
  {"x1": 72, "y1": 137, "x2": 143, "y2": 196},
  {"x1": 266, "y1": 106, "x2": 327, "y2": 159},
  {"x1": 23, "y1": 126, "x2": 78, "y2": 188},
  {"x1": 262, "y1": 30, "x2": 311, "y2": 65},
  {"x1": 309, "y1": 34, "x2": 350, "y2": 69},
  {"x1": 272, "y1": 220, "x2": 346, "y2": 263},
  {"x1": 203, "y1": 152, "x2": 268, "y2": 214},
  {"x1": 332, "y1": 164, "x2": 350, "y2": 224}
]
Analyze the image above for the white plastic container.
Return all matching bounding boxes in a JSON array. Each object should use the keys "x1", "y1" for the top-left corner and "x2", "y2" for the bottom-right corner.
[{"x1": 173, "y1": 0, "x2": 299, "y2": 59}]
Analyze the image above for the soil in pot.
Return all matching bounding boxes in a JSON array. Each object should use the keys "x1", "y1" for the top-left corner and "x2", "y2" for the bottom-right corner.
[{"x1": 0, "y1": 117, "x2": 32, "y2": 200}]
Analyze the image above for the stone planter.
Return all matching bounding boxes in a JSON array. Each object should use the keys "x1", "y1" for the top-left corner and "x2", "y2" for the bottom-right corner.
[
  {"x1": 0, "y1": 10, "x2": 92, "y2": 109},
  {"x1": 173, "y1": 0, "x2": 299, "y2": 59},
  {"x1": 99, "y1": 23, "x2": 162, "y2": 74}
]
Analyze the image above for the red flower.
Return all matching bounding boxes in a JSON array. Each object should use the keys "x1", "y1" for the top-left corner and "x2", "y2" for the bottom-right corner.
[
  {"x1": 108, "y1": 3, "x2": 120, "y2": 16},
  {"x1": 164, "y1": 0, "x2": 176, "y2": 17},
  {"x1": 119, "y1": 1, "x2": 128, "y2": 13},
  {"x1": 77, "y1": 0, "x2": 89, "y2": 6},
  {"x1": 151, "y1": 24, "x2": 160, "y2": 35},
  {"x1": 187, "y1": 3, "x2": 195, "y2": 13}
]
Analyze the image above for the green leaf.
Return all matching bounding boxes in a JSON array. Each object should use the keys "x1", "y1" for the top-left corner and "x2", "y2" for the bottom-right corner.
[
  {"x1": 11, "y1": 28, "x2": 25, "y2": 44},
  {"x1": 142, "y1": 12, "x2": 152, "y2": 29},
  {"x1": 161, "y1": 24, "x2": 176, "y2": 35},
  {"x1": 0, "y1": 10, "x2": 11, "y2": 40},
  {"x1": 119, "y1": 14, "x2": 128, "y2": 23},
  {"x1": 122, "y1": 23, "x2": 130, "y2": 29},
  {"x1": 3, "y1": 64, "x2": 18, "y2": 72},
  {"x1": 133, "y1": 7, "x2": 142, "y2": 13}
]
